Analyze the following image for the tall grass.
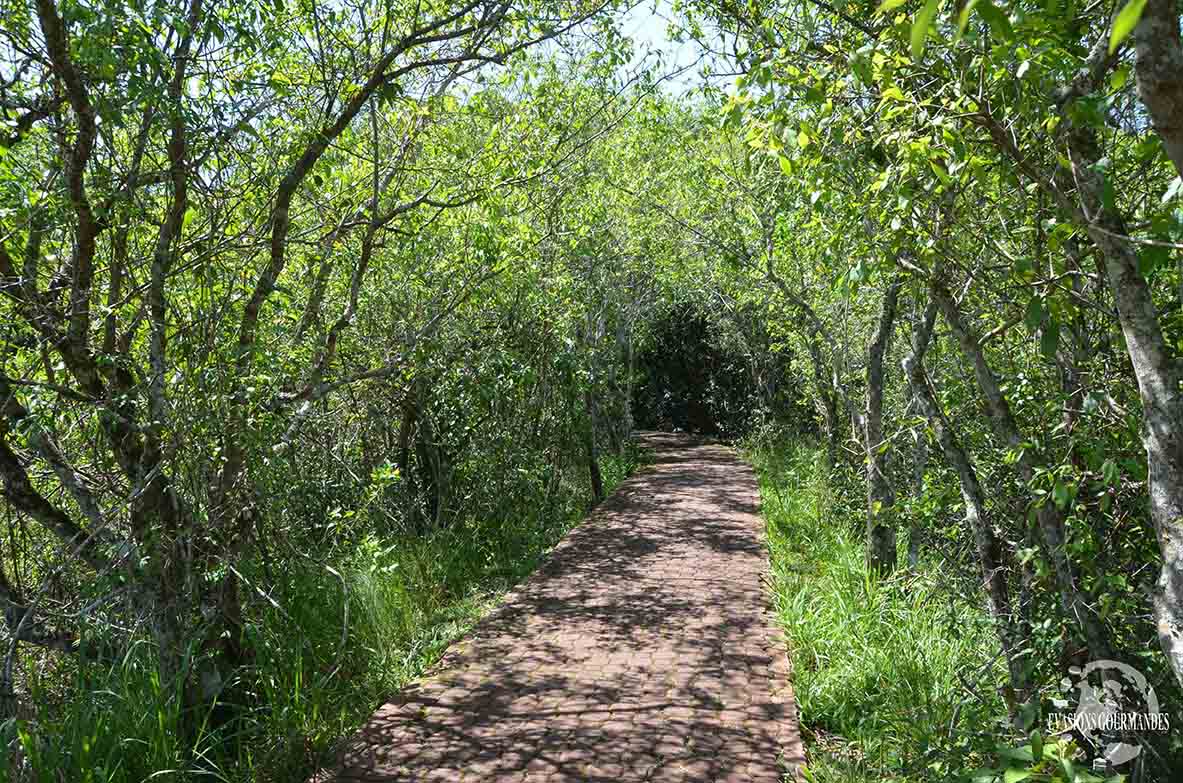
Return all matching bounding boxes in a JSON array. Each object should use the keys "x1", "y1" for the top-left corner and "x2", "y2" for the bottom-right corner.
[
  {"x1": 747, "y1": 438, "x2": 1007, "y2": 782},
  {"x1": 3, "y1": 448, "x2": 641, "y2": 782}
]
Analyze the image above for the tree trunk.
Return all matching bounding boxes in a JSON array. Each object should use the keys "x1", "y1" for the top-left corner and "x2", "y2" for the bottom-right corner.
[
  {"x1": 806, "y1": 331, "x2": 840, "y2": 467},
  {"x1": 1056, "y1": 239, "x2": 1089, "y2": 460},
  {"x1": 1067, "y1": 124, "x2": 1183, "y2": 685},
  {"x1": 585, "y1": 388, "x2": 605, "y2": 504},
  {"x1": 1133, "y1": 0, "x2": 1183, "y2": 179},
  {"x1": 907, "y1": 302, "x2": 932, "y2": 569},
  {"x1": 864, "y1": 278, "x2": 903, "y2": 575},
  {"x1": 624, "y1": 315, "x2": 635, "y2": 442},
  {"x1": 906, "y1": 429, "x2": 925, "y2": 570},
  {"x1": 903, "y1": 300, "x2": 1029, "y2": 712},
  {"x1": 930, "y1": 277, "x2": 1111, "y2": 662}
]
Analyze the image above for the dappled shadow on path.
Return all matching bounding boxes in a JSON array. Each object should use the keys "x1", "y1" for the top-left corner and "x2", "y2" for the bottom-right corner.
[{"x1": 311, "y1": 431, "x2": 803, "y2": 782}]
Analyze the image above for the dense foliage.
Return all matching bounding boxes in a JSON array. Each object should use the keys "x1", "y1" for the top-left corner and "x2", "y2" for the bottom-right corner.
[
  {"x1": 631, "y1": 302, "x2": 795, "y2": 436},
  {"x1": 3, "y1": 0, "x2": 1183, "y2": 780},
  {"x1": 677, "y1": 0, "x2": 1183, "y2": 777}
]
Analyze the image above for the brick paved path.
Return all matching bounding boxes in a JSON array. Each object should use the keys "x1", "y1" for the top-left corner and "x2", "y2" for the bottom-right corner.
[{"x1": 316, "y1": 432, "x2": 803, "y2": 782}]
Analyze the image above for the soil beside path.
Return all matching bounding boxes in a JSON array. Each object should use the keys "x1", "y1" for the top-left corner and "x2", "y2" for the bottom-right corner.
[{"x1": 315, "y1": 431, "x2": 803, "y2": 782}]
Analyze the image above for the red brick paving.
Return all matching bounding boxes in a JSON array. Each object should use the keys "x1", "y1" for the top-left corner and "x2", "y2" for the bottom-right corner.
[{"x1": 314, "y1": 432, "x2": 803, "y2": 782}]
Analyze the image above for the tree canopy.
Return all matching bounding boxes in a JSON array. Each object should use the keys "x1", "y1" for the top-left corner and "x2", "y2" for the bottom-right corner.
[{"x1": 2, "y1": 0, "x2": 1183, "y2": 779}]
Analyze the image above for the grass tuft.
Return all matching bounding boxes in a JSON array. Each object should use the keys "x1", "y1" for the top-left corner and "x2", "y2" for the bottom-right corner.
[{"x1": 747, "y1": 439, "x2": 1005, "y2": 782}]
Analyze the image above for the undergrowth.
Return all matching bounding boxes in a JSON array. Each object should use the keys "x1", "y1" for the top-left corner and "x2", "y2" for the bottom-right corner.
[
  {"x1": 4, "y1": 447, "x2": 642, "y2": 782},
  {"x1": 746, "y1": 437, "x2": 1008, "y2": 782}
]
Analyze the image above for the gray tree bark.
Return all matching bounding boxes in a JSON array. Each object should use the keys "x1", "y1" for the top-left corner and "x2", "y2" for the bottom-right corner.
[
  {"x1": 902, "y1": 300, "x2": 1029, "y2": 711},
  {"x1": 930, "y1": 278, "x2": 1110, "y2": 662},
  {"x1": 1066, "y1": 125, "x2": 1183, "y2": 686},
  {"x1": 1133, "y1": 0, "x2": 1183, "y2": 179},
  {"x1": 585, "y1": 387, "x2": 605, "y2": 504},
  {"x1": 806, "y1": 332, "x2": 841, "y2": 467}
]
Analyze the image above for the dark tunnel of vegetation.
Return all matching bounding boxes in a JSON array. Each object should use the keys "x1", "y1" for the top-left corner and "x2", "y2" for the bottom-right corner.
[{"x1": 631, "y1": 304, "x2": 802, "y2": 439}]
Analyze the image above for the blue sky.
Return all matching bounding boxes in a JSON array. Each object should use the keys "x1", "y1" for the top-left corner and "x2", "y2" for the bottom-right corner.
[{"x1": 617, "y1": 0, "x2": 711, "y2": 93}]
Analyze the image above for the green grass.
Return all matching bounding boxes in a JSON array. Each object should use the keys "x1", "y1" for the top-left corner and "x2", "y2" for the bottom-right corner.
[
  {"x1": 747, "y1": 439, "x2": 1007, "y2": 782},
  {"x1": 4, "y1": 447, "x2": 642, "y2": 782}
]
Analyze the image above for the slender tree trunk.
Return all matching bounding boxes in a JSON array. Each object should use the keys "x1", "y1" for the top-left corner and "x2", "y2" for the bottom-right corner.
[
  {"x1": 903, "y1": 300, "x2": 1029, "y2": 711},
  {"x1": 1057, "y1": 240, "x2": 1089, "y2": 461},
  {"x1": 624, "y1": 315, "x2": 635, "y2": 444},
  {"x1": 806, "y1": 331, "x2": 840, "y2": 467},
  {"x1": 906, "y1": 426, "x2": 925, "y2": 569},
  {"x1": 607, "y1": 315, "x2": 631, "y2": 455},
  {"x1": 907, "y1": 303, "x2": 931, "y2": 570},
  {"x1": 585, "y1": 388, "x2": 604, "y2": 504},
  {"x1": 293, "y1": 220, "x2": 348, "y2": 342},
  {"x1": 930, "y1": 278, "x2": 1110, "y2": 661},
  {"x1": 864, "y1": 278, "x2": 903, "y2": 574}
]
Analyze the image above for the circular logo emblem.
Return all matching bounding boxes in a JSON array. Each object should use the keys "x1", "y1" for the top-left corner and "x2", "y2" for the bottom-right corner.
[{"x1": 1069, "y1": 659, "x2": 1159, "y2": 766}]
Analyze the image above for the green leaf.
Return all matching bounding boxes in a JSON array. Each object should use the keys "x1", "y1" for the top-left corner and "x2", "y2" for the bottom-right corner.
[
  {"x1": 1055, "y1": 482, "x2": 1074, "y2": 513},
  {"x1": 778, "y1": 155, "x2": 794, "y2": 176},
  {"x1": 1111, "y1": 65, "x2": 1131, "y2": 91},
  {"x1": 877, "y1": 0, "x2": 910, "y2": 14},
  {"x1": 1004, "y1": 769, "x2": 1034, "y2": 783},
  {"x1": 961, "y1": 0, "x2": 1014, "y2": 40},
  {"x1": 851, "y1": 45, "x2": 874, "y2": 84},
  {"x1": 930, "y1": 159, "x2": 952, "y2": 185},
  {"x1": 1109, "y1": 0, "x2": 1147, "y2": 54},
  {"x1": 1040, "y1": 320, "x2": 1060, "y2": 360},
  {"x1": 956, "y1": 0, "x2": 979, "y2": 35},
  {"x1": 911, "y1": 0, "x2": 941, "y2": 61},
  {"x1": 1139, "y1": 242, "x2": 1169, "y2": 275},
  {"x1": 1024, "y1": 297, "x2": 1044, "y2": 331},
  {"x1": 798, "y1": 128, "x2": 811, "y2": 148},
  {"x1": 1053, "y1": 480, "x2": 1071, "y2": 509},
  {"x1": 998, "y1": 747, "x2": 1036, "y2": 761}
]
